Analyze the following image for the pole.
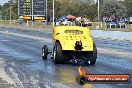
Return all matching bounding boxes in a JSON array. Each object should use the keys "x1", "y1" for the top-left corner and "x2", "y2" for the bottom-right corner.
[
  {"x1": 27, "y1": 20, "x2": 29, "y2": 26},
  {"x1": 32, "y1": 0, "x2": 34, "y2": 26},
  {"x1": 18, "y1": 0, "x2": 19, "y2": 16},
  {"x1": 46, "y1": 0, "x2": 47, "y2": 21},
  {"x1": 53, "y1": 0, "x2": 55, "y2": 28},
  {"x1": 97, "y1": 0, "x2": 100, "y2": 21},
  {"x1": 10, "y1": 1, "x2": 11, "y2": 24}
]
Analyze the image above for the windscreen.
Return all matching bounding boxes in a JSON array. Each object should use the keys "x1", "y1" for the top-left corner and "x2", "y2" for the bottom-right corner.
[{"x1": 65, "y1": 30, "x2": 83, "y2": 35}]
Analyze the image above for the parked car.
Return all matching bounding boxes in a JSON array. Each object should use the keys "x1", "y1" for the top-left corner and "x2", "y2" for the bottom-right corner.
[
  {"x1": 17, "y1": 18, "x2": 24, "y2": 24},
  {"x1": 83, "y1": 19, "x2": 92, "y2": 26},
  {"x1": 128, "y1": 17, "x2": 132, "y2": 24},
  {"x1": 60, "y1": 19, "x2": 70, "y2": 25},
  {"x1": 116, "y1": 21, "x2": 125, "y2": 28},
  {"x1": 106, "y1": 22, "x2": 117, "y2": 28}
]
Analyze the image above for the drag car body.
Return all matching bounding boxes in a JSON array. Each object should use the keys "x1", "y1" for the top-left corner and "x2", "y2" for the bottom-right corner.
[
  {"x1": 53, "y1": 26, "x2": 93, "y2": 51},
  {"x1": 42, "y1": 26, "x2": 97, "y2": 65}
]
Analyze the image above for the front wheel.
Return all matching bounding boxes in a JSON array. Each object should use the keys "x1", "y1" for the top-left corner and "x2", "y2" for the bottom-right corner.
[{"x1": 42, "y1": 45, "x2": 48, "y2": 60}]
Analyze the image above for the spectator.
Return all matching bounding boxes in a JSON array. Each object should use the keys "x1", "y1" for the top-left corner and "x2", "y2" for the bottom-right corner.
[
  {"x1": 47, "y1": 16, "x2": 51, "y2": 25},
  {"x1": 54, "y1": 17, "x2": 58, "y2": 25}
]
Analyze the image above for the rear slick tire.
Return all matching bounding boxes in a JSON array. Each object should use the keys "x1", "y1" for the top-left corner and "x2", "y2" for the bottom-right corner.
[
  {"x1": 86, "y1": 43, "x2": 97, "y2": 65},
  {"x1": 53, "y1": 42, "x2": 66, "y2": 64}
]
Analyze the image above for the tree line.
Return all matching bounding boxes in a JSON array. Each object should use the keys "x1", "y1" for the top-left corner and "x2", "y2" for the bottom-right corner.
[
  {"x1": 0, "y1": 0, "x2": 18, "y2": 20},
  {"x1": 0, "y1": 0, "x2": 132, "y2": 20}
]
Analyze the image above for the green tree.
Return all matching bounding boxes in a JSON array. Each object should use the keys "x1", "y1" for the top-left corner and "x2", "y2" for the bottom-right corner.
[
  {"x1": 101, "y1": 0, "x2": 127, "y2": 17},
  {"x1": 47, "y1": 0, "x2": 98, "y2": 20},
  {"x1": 123, "y1": 0, "x2": 132, "y2": 16},
  {"x1": 1, "y1": 0, "x2": 18, "y2": 20},
  {"x1": 78, "y1": 2, "x2": 97, "y2": 19}
]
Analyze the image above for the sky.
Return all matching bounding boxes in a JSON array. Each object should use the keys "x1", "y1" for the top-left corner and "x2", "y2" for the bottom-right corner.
[{"x1": 0, "y1": 0, "x2": 9, "y2": 5}]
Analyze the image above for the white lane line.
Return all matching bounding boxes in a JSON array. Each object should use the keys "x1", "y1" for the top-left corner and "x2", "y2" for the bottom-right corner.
[
  {"x1": 45, "y1": 85, "x2": 51, "y2": 88},
  {"x1": 97, "y1": 47, "x2": 132, "y2": 59},
  {"x1": 0, "y1": 58, "x2": 16, "y2": 87},
  {"x1": 92, "y1": 36, "x2": 129, "y2": 41},
  {"x1": 0, "y1": 31, "x2": 52, "y2": 43},
  {"x1": 53, "y1": 83, "x2": 70, "y2": 88},
  {"x1": 9, "y1": 67, "x2": 24, "y2": 88},
  {"x1": 0, "y1": 40, "x2": 11, "y2": 42}
]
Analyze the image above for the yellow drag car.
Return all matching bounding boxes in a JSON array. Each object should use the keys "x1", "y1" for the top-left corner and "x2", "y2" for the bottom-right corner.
[{"x1": 42, "y1": 26, "x2": 97, "y2": 65}]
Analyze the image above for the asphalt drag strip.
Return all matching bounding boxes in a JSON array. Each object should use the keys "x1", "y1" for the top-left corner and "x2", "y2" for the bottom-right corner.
[{"x1": 0, "y1": 28, "x2": 131, "y2": 88}]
